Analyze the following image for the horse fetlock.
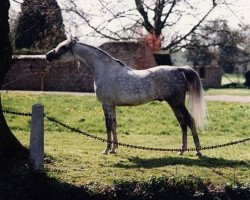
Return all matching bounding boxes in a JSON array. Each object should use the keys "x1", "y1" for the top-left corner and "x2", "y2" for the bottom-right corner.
[
  {"x1": 109, "y1": 149, "x2": 117, "y2": 154},
  {"x1": 112, "y1": 143, "x2": 118, "y2": 149},
  {"x1": 102, "y1": 149, "x2": 109, "y2": 155},
  {"x1": 178, "y1": 148, "x2": 186, "y2": 155},
  {"x1": 178, "y1": 145, "x2": 187, "y2": 155},
  {"x1": 196, "y1": 151, "x2": 202, "y2": 158},
  {"x1": 102, "y1": 145, "x2": 111, "y2": 155}
]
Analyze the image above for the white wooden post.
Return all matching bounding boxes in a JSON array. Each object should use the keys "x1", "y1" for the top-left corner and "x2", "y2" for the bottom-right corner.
[{"x1": 29, "y1": 104, "x2": 44, "y2": 172}]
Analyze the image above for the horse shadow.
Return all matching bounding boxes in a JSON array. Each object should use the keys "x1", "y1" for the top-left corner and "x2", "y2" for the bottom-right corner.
[{"x1": 114, "y1": 155, "x2": 250, "y2": 169}]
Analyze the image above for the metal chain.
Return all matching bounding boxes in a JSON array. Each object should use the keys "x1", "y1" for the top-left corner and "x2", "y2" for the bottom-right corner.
[
  {"x1": 2, "y1": 109, "x2": 32, "y2": 117},
  {"x1": 2, "y1": 109, "x2": 250, "y2": 152}
]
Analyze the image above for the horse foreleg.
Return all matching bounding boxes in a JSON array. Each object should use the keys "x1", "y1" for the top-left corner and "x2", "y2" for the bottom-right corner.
[
  {"x1": 102, "y1": 103, "x2": 113, "y2": 155},
  {"x1": 110, "y1": 106, "x2": 118, "y2": 154}
]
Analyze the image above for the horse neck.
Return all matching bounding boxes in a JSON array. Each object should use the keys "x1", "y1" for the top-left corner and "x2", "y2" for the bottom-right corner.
[{"x1": 74, "y1": 43, "x2": 118, "y2": 77}]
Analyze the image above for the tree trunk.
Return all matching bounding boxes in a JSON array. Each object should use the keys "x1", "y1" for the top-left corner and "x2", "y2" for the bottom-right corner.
[{"x1": 0, "y1": 0, "x2": 28, "y2": 158}]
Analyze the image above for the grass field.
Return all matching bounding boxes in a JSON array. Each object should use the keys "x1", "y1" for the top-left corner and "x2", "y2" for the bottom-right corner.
[{"x1": 1, "y1": 93, "x2": 250, "y2": 189}]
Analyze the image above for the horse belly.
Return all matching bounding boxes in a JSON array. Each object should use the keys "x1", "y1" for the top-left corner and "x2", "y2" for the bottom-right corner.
[
  {"x1": 114, "y1": 87, "x2": 158, "y2": 106},
  {"x1": 115, "y1": 96, "x2": 155, "y2": 106}
]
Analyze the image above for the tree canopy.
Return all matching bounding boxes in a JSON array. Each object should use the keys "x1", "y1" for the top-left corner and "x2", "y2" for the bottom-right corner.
[
  {"x1": 12, "y1": 0, "x2": 66, "y2": 51},
  {"x1": 186, "y1": 19, "x2": 249, "y2": 73}
]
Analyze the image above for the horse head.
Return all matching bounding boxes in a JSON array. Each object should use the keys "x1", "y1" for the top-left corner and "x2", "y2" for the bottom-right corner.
[{"x1": 46, "y1": 38, "x2": 77, "y2": 62}]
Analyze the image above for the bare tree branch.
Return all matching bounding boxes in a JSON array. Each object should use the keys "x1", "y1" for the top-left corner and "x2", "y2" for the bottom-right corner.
[
  {"x1": 64, "y1": 0, "x2": 227, "y2": 52},
  {"x1": 135, "y1": 0, "x2": 155, "y2": 34},
  {"x1": 65, "y1": 0, "x2": 121, "y2": 41},
  {"x1": 163, "y1": 4, "x2": 217, "y2": 52},
  {"x1": 153, "y1": 0, "x2": 165, "y2": 35},
  {"x1": 160, "y1": 0, "x2": 176, "y2": 31}
]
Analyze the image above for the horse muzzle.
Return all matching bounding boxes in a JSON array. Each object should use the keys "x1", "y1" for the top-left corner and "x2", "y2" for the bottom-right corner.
[{"x1": 46, "y1": 49, "x2": 59, "y2": 62}]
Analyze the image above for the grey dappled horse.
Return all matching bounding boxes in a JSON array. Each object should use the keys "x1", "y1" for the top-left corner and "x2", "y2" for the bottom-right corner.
[{"x1": 46, "y1": 38, "x2": 207, "y2": 157}]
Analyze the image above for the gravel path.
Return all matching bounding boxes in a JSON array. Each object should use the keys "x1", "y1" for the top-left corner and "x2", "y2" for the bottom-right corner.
[{"x1": 1, "y1": 90, "x2": 250, "y2": 103}]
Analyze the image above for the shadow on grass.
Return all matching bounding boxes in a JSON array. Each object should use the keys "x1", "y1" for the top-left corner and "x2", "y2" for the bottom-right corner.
[
  {"x1": 114, "y1": 156, "x2": 250, "y2": 169},
  {"x1": 0, "y1": 157, "x2": 94, "y2": 200},
  {"x1": 0, "y1": 156, "x2": 249, "y2": 200}
]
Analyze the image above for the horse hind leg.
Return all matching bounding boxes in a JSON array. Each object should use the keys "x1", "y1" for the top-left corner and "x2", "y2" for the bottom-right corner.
[
  {"x1": 168, "y1": 99, "x2": 202, "y2": 157},
  {"x1": 179, "y1": 104, "x2": 202, "y2": 157},
  {"x1": 186, "y1": 112, "x2": 202, "y2": 157},
  {"x1": 168, "y1": 102, "x2": 188, "y2": 155}
]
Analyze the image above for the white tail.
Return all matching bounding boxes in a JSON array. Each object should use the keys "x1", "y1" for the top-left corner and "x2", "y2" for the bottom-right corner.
[{"x1": 182, "y1": 67, "x2": 207, "y2": 129}]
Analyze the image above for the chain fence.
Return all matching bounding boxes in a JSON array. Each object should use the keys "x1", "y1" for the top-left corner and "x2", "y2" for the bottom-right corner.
[{"x1": 2, "y1": 109, "x2": 250, "y2": 152}]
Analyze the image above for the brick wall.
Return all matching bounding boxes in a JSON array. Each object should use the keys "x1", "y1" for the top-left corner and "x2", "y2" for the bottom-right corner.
[
  {"x1": 3, "y1": 42, "x2": 222, "y2": 91},
  {"x1": 100, "y1": 41, "x2": 157, "y2": 69},
  {"x1": 3, "y1": 42, "x2": 157, "y2": 92},
  {"x1": 4, "y1": 55, "x2": 94, "y2": 92}
]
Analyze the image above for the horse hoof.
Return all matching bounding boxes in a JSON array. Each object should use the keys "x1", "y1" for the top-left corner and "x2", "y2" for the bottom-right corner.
[
  {"x1": 178, "y1": 150, "x2": 184, "y2": 155},
  {"x1": 102, "y1": 150, "x2": 109, "y2": 155},
  {"x1": 109, "y1": 150, "x2": 117, "y2": 154},
  {"x1": 196, "y1": 152, "x2": 202, "y2": 158}
]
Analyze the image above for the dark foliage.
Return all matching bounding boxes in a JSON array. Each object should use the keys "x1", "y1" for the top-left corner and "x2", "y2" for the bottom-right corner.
[
  {"x1": 186, "y1": 34, "x2": 215, "y2": 68},
  {"x1": 12, "y1": 0, "x2": 66, "y2": 52},
  {"x1": 186, "y1": 20, "x2": 248, "y2": 73}
]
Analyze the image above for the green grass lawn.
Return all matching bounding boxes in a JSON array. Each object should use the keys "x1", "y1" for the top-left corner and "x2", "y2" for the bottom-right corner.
[{"x1": 1, "y1": 93, "x2": 250, "y2": 188}]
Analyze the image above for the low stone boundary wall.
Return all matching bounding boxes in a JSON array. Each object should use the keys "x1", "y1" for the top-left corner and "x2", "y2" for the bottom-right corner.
[{"x1": 4, "y1": 55, "x2": 94, "y2": 92}]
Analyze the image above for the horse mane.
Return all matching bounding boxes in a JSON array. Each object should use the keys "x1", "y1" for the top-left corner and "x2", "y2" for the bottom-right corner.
[{"x1": 78, "y1": 42, "x2": 127, "y2": 67}]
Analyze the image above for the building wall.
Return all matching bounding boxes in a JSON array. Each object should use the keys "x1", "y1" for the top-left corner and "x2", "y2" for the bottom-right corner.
[{"x1": 193, "y1": 66, "x2": 222, "y2": 88}]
